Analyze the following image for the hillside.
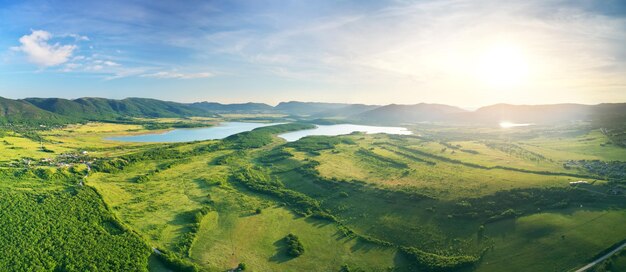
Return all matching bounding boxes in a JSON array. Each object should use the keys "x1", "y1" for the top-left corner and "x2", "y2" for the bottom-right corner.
[
  {"x1": 352, "y1": 103, "x2": 626, "y2": 126},
  {"x1": 24, "y1": 97, "x2": 212, "y2": 120},
  {"x1": 189, "y1": 101, "x2": 274, "y2": 113},
  {"x1": 0, "y1": 97, "x2": 74, "y2": 125},
  {"x1": 2, "y1": 96, "x2": 625, "y2": 128},
  {"x1": 274, "y1": 101, "x2": 363, "y2": 116},
  {"x1": 311, "y1": 104, "x2": 380, "y2": 118},
  {"x1": 467, "y1": 103, "x2": 593, "y2": 125},
  {"x1": 354, "y1": 103, "x2": 467, "y2": 124}
]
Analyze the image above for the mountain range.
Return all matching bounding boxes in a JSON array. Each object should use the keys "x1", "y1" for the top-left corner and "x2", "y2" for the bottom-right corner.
[{"x1": 0, "y1": 96, "x2": 624, "y2": 126}]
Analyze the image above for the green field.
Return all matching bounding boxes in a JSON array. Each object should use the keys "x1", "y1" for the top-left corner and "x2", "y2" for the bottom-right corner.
[{"x1": 1, "y1": 120, "x2": 625, "y2": 271}]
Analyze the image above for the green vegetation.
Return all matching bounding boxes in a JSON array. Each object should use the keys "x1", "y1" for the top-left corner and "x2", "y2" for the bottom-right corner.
[
  {"x1": 0, "y1": 184, "x2": 150, "y2": 271},
  {"x1": 284, "y1": 233, "x2": 305, "y2": 257},
  {"x1": 1, "y1": 111, "x2": 625, "y2": 272}
]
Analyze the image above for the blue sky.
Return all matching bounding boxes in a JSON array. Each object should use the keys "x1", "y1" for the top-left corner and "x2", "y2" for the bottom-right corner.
[{"x1": 0, "y1": 0, "x2": 625, "y2": 106}]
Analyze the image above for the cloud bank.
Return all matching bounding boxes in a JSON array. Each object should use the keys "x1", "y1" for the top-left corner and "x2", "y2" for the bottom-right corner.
[
  {"x1": 141, "y1": 71, "x2": 213, "y2": 79},
  {"x1": 13, "y1": 30, "x2": 78, "y2": 67}
]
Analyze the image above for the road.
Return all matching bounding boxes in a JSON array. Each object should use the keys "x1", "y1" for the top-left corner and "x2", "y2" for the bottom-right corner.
[{"x1": 574, "y1": 241, "x2": 626, "y2": 272}]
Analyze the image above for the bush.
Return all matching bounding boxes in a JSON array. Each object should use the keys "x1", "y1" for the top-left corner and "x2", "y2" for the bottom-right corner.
[
  {"x1": 285, "y1": 233, "x2": 305, "y2": 257},
  {"x1": 400, "y1": 246, "x2": 479, "y2": 272}
]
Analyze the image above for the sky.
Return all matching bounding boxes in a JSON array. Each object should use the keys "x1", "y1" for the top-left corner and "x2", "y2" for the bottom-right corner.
[{"x1": 0, "y1": 0, "x2": 625, "y2": 107}]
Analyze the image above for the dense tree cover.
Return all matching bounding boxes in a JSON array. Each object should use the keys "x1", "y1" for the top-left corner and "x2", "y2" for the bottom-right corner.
[
  {"x1": 566, "y1": 160, "x2": 626, "y2": 181},
  {"x1": 213, "y1": 150, "x2": 246, "y2": 165},
  {"x1": 24, "y1": 97, "x2": 213, "y2": 120},
  {"x1": 0, "y1": 187, "x2": 150, "y2": 271},
  {"x1": 284, "y1": 234, "x2": 305, "y2": 257},
  {"x1": 286, "y1": 135, "x2": 354, "y2": 155},
  {"x1": 400, "y1": 246, "x2": 479, "y2": 272},
  {"x1": 257, "y1": 147, "x2": 293, "y2": 163},
  {"x1": 175, "y1": 207, "x2": 212, "y2": 256},
  {"x1": 0, "y1": 167, "x2": 79, "y2": 181},
  {"x1": 92, "y1": 144, "x2": 219, "y2": 173},
  {"x1": 224, "y1": 123, "x2": 315, "y2": 149},
  {"x1": 152, "y1": 250, "x2": 202, "y2": 272},
  {"x1": 0, "y1": 97, "x2": 79, "y2": 125},
  {"x1": 91, "y1": 158, "x2": 131, "y2": 173}
]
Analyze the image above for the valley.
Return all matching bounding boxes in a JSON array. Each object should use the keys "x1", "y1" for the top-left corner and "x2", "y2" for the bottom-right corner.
[{"x1": 1, "y1": 106, "x2": 624, "y2": 271}]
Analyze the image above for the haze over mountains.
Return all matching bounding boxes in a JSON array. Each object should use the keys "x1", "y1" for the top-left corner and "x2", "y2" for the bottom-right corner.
[{"x1": 1, "y1": 96, "x2": 624, "y2": 126}]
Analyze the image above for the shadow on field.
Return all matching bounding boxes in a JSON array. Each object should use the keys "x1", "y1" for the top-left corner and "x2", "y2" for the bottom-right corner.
[
  {"x1": 269, "y1": 238, "x2": 294, "y2": 263},
  {"x1": 349, "y1": 239, "x2": 386, "y2": 253},
  {"x1": 304, "y1": 216, "x2": 333, "y2": 228},
  {"x1": 171, "y1": 210, "x2": 195, "y2": 225},
  {"x1": 331, "y1": 229, "x2": 357, "y2": 243}
]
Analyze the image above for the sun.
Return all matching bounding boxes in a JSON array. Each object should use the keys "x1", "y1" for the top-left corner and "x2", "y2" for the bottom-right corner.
[{"x1": 475, "y1": 43, "x2": 529, "y2": 88}]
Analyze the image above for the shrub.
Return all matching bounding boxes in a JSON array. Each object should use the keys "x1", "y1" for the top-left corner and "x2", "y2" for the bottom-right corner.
[{"x1": 285, "y1": 233, "x2": 305, "y2": 257}]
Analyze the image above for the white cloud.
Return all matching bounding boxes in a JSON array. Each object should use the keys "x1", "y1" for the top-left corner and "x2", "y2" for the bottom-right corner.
[
  {"x1": 103, "y1": 60, "x2": 120, "y2": 66},
  {"x1": 66, "y1": 33, "x2": 90, "y2": 41},
  {"x1": 141, "y1": 71, "x2": 213, "y2": 79},
  {"x1": 13, "y1": 30, "x2": 77, "y2": 67}
]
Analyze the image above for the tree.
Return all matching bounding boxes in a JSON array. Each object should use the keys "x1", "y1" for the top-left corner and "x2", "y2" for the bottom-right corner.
[{"x1": 285, "y1": 233, "x2": 305, "y2": 257}]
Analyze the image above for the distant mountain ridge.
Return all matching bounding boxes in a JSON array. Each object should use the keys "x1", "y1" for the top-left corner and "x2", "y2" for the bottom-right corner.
[
  {"x1": 24, "y1": 97, "x2": 211, "y2": 120},
  {"x1": 189, "y1": 101, "x2": 274, "y2": 113},
  {"x1": 0, "y1": 96, "x2": 624, "y2": 126},
  {"x1": 354, "y1": 103, "x2": 468, "y2": 124},
  {"x1": 0, "y1": 97, "x2": 75, "y2": 124}
]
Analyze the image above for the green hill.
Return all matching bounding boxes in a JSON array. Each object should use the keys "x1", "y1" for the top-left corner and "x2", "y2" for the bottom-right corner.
[
  {"x1": 0, "y1": 97, "x2": 75, "y2": 125},
  {"x1": 24, "y1": 97, "x2": 212, "y2": 120},
  {"x1": 354, "y1": 103, "x2": 467, "y2": 124},
  {"x1": 189, "y1": 101, "x2": 274, "y2": 113}
]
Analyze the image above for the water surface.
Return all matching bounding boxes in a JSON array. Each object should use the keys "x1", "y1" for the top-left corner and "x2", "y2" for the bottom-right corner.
[
  {"x1": 107, "y1": 122, "x2": 281, "y2": 142},
  {"x1": 278, "y1": 124, "x2": 411, "y2": 142},
  {"x1": 499, "y1": 122, "x2": 533, "y2": 128}
]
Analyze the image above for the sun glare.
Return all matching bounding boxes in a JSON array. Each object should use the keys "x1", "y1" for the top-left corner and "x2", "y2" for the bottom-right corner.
[{"x1": 476, "y1": 44, "x2": 529, "y2": 88}]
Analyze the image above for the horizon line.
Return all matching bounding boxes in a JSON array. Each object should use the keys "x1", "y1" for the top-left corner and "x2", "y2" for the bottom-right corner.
[{"x1": 2, "y1": 95, "x2": 625, "y2": 109}]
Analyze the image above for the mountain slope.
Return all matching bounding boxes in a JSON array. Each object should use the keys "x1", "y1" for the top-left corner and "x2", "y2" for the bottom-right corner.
[
  {"x1": 274, "y1": 101, "x2": 359, "y2": 116},
  {"x1": 0, "y1": 97, "x2": 73, "y2": 124},
  {"x1": 467, "y1": 103, "x2": 593, "y2": 124},
  {"x1": 311, "y1": 104, "x2": 380, "y2": 118},
  {"x1": 189, "y1": 102, "x2": 274, "y2": 113},
  {"x1": 24, "y1": 97, "x2": 213, "y2": 119},
  {"x1": 354, "y1": 103, "x2": 468, "y2": 124}
]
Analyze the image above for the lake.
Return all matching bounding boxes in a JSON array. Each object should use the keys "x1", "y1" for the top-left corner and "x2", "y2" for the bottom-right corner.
[
  {"x1": 107, "y1": 122, "x2": 412, "y2": 143},
  {"x1": 106, "y1": 122, "x2": 281, "y2": 142},
  {"x1": 278, "y1": 124, "x2": 412, "y2": 142},
  {"x1": 499, "y1": 122, "x2": 533, "y2": 128}
]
